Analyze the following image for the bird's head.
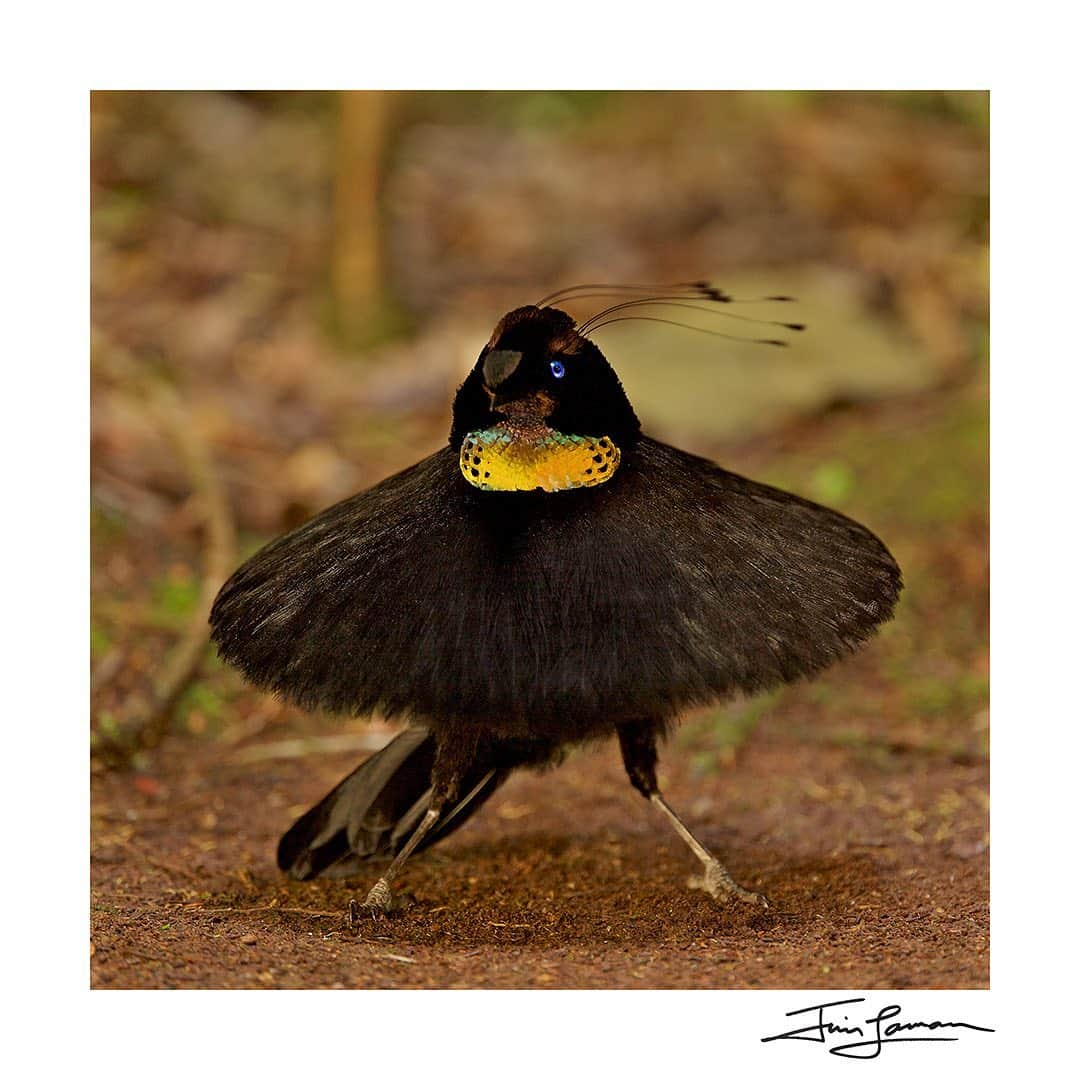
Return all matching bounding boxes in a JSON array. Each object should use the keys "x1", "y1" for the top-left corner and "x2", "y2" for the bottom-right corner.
[
  {"x1": 450, "y1": 305, "x2": 640, "y2": 494},
  {"x1": 448, "y1": 285, "x2": 802, "y2": 494}
]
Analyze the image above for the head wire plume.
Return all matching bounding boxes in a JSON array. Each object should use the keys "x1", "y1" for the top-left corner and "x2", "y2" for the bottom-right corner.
[{"x1": 536, "y1": 281, "x2": 805, "y2": 348}]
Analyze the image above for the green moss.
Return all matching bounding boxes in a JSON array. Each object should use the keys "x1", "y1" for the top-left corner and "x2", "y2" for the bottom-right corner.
[
  {"x1": 91, "y1": 504, "x2": 128, "y2": 546},
  {"x1": 90, "y1": 623, "x2": 113, "y2": 659},
  {"x1": 763, "y1": 395, "x2": 987, "y2": 531},
  {"x1": 684, "y1": 689, "x2": 783, "y2": 772},
  {"x1": 95, "y1": 710, "x2": 123, "y2": 744},
  {"x1": 808, "y1": 460, "x2": 856, "y2": 506},
  {"x1": 91, "y1": 186, "x2": 151, "y2": 241},
  {"x1": 151, "y1": 575, "x2": 201, "y2": 622},
  {"x1": 176, "y1": 683, "x2": 227, "y2": 736},
  {"x1": 906, "y1": 671, "x2": 989, "y2": 719}
]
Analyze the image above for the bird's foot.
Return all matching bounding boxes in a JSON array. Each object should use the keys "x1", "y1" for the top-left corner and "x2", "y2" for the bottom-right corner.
[
  {"x1": 690, "y1": 860, "x2": 769, "y2": 909},
  {"x1": 346, "y1": 879, "x2": 406, "y2": 930}
]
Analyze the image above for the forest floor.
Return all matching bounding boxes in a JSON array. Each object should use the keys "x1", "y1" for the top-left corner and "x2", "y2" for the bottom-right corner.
[{"x1": 90, "y1": 373, "x2": 988, "y2": 990}]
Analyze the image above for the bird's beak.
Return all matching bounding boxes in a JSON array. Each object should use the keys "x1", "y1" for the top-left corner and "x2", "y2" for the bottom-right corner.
[
  {"x1": 482, "y1": 349, "x2": 522, "y2": 390},
  {"x1": 482, "y1": 349, "x2": 552, "y2": 420}
]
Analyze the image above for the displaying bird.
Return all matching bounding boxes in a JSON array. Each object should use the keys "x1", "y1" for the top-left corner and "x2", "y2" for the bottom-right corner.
[{"x1": 209, "y1": 282, "x2": 902, "y2": 918}]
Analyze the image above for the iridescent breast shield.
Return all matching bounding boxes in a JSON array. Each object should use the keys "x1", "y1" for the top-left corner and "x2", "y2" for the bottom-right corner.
[{"x1": 459, "y1": 422, "x2": 621, "y2": 493}]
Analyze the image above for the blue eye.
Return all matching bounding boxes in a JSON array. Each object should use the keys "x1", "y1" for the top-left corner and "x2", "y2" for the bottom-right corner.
[{"x1": 549, "y1": 360, "x2": 566, "y2": 379}]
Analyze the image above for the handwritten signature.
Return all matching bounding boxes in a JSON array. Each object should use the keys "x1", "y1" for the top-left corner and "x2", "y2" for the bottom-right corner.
[{"x1": 761, "y1": 997, "x2": 994, "y2": 1059}]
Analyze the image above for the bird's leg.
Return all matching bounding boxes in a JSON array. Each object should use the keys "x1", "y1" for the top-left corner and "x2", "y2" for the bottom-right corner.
[
  {"x1": 350, "y1": 806, "x2": 442, "y2": 920},
  {"x1": 350, "y1": 730, "x2": 477, "y2": 923},
  {"x1": 616, "y1": 720, "x2": 768, "y2": 908}
]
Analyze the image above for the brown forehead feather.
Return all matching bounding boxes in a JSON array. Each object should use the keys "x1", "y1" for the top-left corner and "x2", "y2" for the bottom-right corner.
[{"x1": 487, "y1": 307, "x2": 585, "y2": 354}]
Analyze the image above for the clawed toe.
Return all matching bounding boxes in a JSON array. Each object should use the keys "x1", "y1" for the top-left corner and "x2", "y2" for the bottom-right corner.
[
  {"x1": 690, "y1": 862, "x2": 769, "y2": 908},
  {"x1": 346, "y1": 880, "x2": 398, "y2": 929},
  {"x1": 347, "y1": 898, "x2": 385, "y2": 930}
]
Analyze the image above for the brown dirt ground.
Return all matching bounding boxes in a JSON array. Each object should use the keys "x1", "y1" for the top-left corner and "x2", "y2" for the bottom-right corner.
[{"x1": 91, "y1": 712, "x2": 988, "y2": 989}]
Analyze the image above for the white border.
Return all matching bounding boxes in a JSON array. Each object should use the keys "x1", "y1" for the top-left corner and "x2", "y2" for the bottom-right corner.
[{"x1": 7, "y1": 0, "x2": 1075, "y2": 1073}]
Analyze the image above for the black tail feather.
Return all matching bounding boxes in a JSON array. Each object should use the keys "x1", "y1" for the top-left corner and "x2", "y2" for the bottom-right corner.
[{"x1": 276, "y1": 727, "x2": 510, "y2": 880}]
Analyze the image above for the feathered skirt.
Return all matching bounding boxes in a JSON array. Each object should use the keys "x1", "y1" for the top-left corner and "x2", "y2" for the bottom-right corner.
[{"x1": 210, "y1": 437, "x2": 901, "y2": 740}]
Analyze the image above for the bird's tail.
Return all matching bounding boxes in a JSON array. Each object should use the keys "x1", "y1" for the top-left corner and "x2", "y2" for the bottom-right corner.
[{"x1": 276, "y1": 726, "x2": 510, "y2": 880}]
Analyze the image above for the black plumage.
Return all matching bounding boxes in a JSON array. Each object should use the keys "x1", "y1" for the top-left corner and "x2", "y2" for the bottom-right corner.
[
  {"x1": 274, "y1": 727, "x2": 513, "y2": 880},
  {"x1": 211, "y1": 297, "x2": 902, "y2": 914}
]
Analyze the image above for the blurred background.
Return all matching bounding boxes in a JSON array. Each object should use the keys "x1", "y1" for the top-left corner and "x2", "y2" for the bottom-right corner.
[
  {"x1": 91, "y1": 88, "x2": 988, "y2": 757},
  {"x1": 90, "y1": 90, "x2": 989, "y2": 988},
  {"x1": 91, "y1": 89, "x2": 988, "y2": 759}
]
